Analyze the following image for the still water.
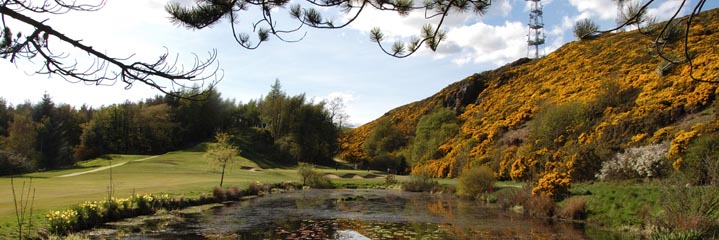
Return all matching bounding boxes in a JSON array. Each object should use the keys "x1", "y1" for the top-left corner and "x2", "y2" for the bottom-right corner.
[{"x1": 87, "y1": 189, "x2": 619, "y2": 239}]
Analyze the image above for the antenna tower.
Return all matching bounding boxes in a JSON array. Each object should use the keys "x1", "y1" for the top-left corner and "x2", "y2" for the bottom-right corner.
[{"x1": 526, "y1": 0, "x2": 545, "y2": 59}]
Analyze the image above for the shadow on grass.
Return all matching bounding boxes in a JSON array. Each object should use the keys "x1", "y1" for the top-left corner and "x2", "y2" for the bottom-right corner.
[{"x1": 240, "y1": 151, "x2": 295, "y2": 169}]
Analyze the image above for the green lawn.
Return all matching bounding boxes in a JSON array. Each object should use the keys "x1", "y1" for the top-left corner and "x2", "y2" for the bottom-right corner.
[{"x1": 0, "y1": 150, "x2": 392, "y2": 239}]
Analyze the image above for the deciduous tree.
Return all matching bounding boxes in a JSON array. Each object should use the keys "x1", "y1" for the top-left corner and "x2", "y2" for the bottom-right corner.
[{"x1": 205, "y1": 132, "x2": 240, "y2": 187}]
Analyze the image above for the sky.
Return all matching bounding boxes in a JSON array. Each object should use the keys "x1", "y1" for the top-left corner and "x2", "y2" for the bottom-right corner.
[{"x1": 1, "y1": 0, "x2": 717, "y2": 126}]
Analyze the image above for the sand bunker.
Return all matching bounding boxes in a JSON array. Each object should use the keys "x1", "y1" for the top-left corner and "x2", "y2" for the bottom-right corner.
[
  {"x1": 240, "y1": 166, "x2": 261, "y2": 172},
  {"x1": 322, "y1": 173, "x2": 386, "y2": 179},
  {"x1": 323, "y1": 174, "x2": 341, "y2": 179}
]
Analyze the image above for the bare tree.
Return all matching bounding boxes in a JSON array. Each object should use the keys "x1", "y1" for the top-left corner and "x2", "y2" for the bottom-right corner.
[
  {"x1": 326, "y1": 96, "x2": 349, "y2": 129},
  {"x1": 1, "y1": 0, "x2": 220, "y2": 99}
]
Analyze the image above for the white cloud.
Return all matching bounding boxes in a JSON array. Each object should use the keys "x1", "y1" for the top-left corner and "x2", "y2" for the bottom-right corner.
[
  {"x1": 568, "y1": 0, "x2": 617, "y2": 20},
  {"x1": 345, "y1": 5, "x2": 473, "y2": 38},
  {"x1": 445, "y1": 21, "x2": 527, "y2": 66},
  {"x1": 489, "y1": 0, "x2": 513, "y2": 16},
  {"x1": 647, "y1": 0, "x2": 688, "y2": 21},
  {"x1": 344, "y1": 2, "x2": 532, "y2": 66}
]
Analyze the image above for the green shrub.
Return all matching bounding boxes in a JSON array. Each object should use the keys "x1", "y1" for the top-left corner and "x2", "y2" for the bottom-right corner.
[
  {"x1": 680, "y1": 133, "x2": 719, "y2": 185},
  {"x1": 411, "y1": 108, "x2": 459, "y2": 165},
  {"x1": 385, "y1": 174, "x2": 398, "y2": 186},
  {"x1": 529, "y1": 101, "x2": 589, "y2": 151},
  {"x1": 297, "y1": 162, "x2": 314, "y2": 186},
  {"x1": 457, "y1": 165, "x2": 495, "y2": 199},
  {"x1": 655, "y1": 185, "x2": 719, "y2": 238},
  {"x1": 296, "y1": 162, "x2": 334, "y2": 188},
  {"x1": 402, "y1": 174, "x2": 439, "y2": 192},
  {"x1": 306, "y1": 172, "x2": 334, "y2": 189},
  {"x1": 573, "y1": 18, "x2": 599, "y2": 40}
]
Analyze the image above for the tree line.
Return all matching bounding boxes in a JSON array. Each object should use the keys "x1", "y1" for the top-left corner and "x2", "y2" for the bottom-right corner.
[{"x1": 0, "y1": 80, "x2": 343, "y2": 175}]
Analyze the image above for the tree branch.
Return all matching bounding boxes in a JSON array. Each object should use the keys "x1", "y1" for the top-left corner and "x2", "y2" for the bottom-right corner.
[{"x1": 1, "y1": 4, "x2": 221, "y2": 100}]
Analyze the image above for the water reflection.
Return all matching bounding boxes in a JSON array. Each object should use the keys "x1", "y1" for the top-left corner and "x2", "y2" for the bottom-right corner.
[{"x1": 87, "y1": 189, "x2": 612, "y2": 239}]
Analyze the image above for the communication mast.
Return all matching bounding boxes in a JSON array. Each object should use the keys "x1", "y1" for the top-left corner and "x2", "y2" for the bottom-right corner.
[{"x1": 526, "y1": 0, "x2": 545, "y2": 59}]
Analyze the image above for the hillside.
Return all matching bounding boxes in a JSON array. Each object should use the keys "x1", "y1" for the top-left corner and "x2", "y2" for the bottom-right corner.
[{"x1": 340, "y1": 8, "x2": 719, "y2": 185}]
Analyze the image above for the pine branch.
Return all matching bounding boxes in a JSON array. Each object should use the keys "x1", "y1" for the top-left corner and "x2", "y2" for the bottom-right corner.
[{"x1": 1, "y1": 4, "x2": 221, "y2": 100}]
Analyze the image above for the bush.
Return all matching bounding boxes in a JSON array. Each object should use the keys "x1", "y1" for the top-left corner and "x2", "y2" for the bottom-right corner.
[
  {"x1": 559, "y1": 197, "x2": 587, "y2": 220},
  {"x1": 457, "y1": 165, "x2": 495, "y2": 199},
  {"x1": 227, "y1": 186, "x2": 244, "y2": 199},
  {"x1": 296, "y1": 162, "x2": 334, "y2": 188},
  {"x1": 679, "y1": 134, "x2": 719, "y2": 185},
  {"x1": 247, "y1": 181, "x2": 271, "y2": 195},
  {"x1": 532, "y1": 171, "x2": 571, "y2": 201},
  {"x1": 654, "y1": 186, "x2": 719, "y2": 238},
  {"x1": 212, "y1": 186, "x2": 227, "y2": 201},
  {"x1": 306, "y1": 172, "x2": 334, "y2": 189},
  {"x1": 659, "y1": 20, "x2": 685, "y2": 43},
  {"x1": 0, "y1": 150, "x2": 35, "y2": 175},
  {"x1": 529, "y1": 101, "x2": 589, "y2": 150},
  {"x1": 297, "y1": 162, "x2": 314, "y2": 186},
  {"x1": 597, "y1": 143, "x2": 669, "y2": 181},
  {"x1": 573, "y1": 18, "x2": 599, "y2": 40},
  {"x1": 385, "y1": 174, "x2": 398, "y2": 186},
  {"x1": 402, "y1": 174, "x2": 439, "y2": 192},
  {"x1": 525, "y1": 194, "x2": 556, "y2": 218},
  {"x1": 496, "y1": 187, "x2": 530, "y2": 210}
]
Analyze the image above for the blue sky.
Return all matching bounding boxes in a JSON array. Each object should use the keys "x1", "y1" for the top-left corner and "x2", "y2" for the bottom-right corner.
[{"x1": 1, "y1": 0, "x2": 716, "y2": 125}]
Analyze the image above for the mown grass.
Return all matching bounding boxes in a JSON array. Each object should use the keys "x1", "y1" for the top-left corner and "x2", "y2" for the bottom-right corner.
[{"x1": 0, "y1": 149, "x2": 400, "y2": 239}]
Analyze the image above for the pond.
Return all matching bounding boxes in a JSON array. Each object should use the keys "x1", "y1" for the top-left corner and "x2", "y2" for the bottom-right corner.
[{"x1": 85, "y1": 189, "x2": 625, "y2": 239}]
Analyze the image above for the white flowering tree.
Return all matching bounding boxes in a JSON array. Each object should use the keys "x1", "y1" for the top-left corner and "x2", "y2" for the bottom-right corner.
[{"x1": 597, "y1": 143, "x2": 669, "y2": 181}]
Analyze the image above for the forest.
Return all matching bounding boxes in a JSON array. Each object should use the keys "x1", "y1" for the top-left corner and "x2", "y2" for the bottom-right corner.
[{"x1": 0, "y1": 80, "x2": 342, "y2": 175}]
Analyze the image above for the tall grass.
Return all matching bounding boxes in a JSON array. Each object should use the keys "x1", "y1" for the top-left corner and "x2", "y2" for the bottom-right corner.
[
  {"x1": 402, "y1": 174, "x2": 439, "y2": 192},
  {"x1": 653, "y1": 185, "x2": 719, "y2": 238},
  {"x1": 10, "y1": 177, "x2": 36, "y2": 240}
]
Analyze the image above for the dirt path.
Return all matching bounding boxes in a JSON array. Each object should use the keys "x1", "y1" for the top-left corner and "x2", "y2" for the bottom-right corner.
[{"x1": 56, "y1": 156, "x2": 159, "y2": 178}]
